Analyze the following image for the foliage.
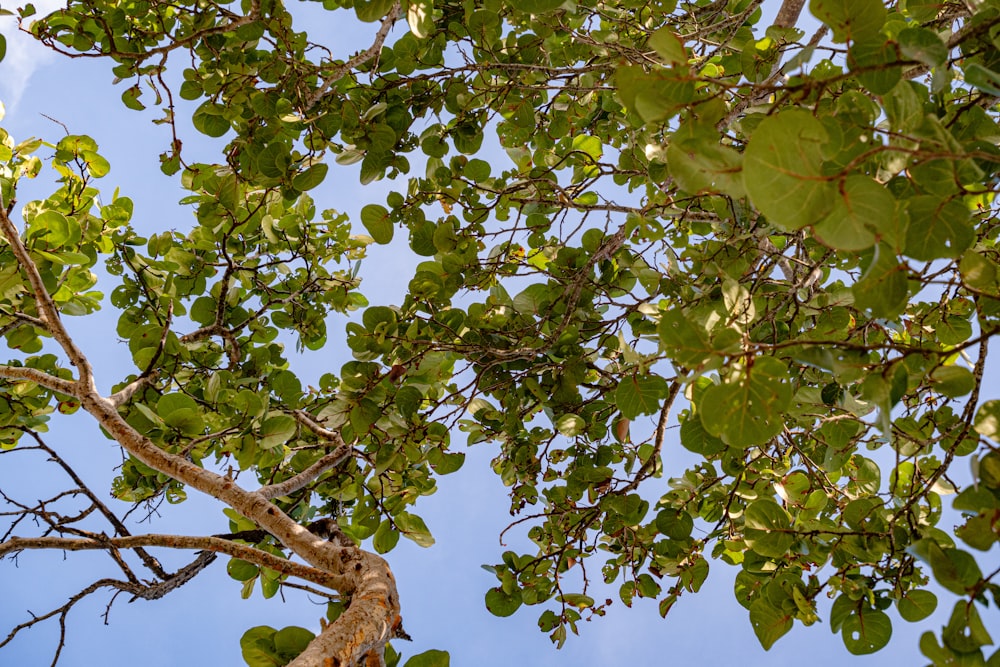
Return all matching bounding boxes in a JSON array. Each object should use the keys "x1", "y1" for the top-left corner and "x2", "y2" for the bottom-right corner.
[{"x1": 2, "y1": 0, "x2": 1000, "y2": 664}]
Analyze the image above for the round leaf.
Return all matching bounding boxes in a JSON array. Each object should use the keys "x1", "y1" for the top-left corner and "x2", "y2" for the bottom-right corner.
[
  {"x1": 259, "y1": 414, "x2": 297, "y2": 449},
  {"x1": 897, "y1": 590, "x2": 937, "y2": 622},
  {"x1": 812, "y1": 176, "x2": 896, "y2": 251},
  {"x1": 485, "y1": 586, "x2": 522, "y2": 617},
  {"x1": 930, "y1": 366, "x2": 975, "y2": 398},
  {"x1": 615, "y1": 373, "x2": 668, "y2": 419},
  {"x1": 699, "y1": 356, "x2": 791, "y2": 447},
  {"x1": 404, "y1": 650, "x2": 451, "y2": 667},
  {"x1": 396, "y1": 512, "x2": 435, "y2": 547},
  {"x1": 744, "y1": 498, "x2": 794, "y2": 559},
  {"x1": 33, "y1": 210, "x2": 81, "y2": 249},
  {"x1": 291, "y1": 163, "x2": 328, "y2": 191},
  {"x1": 373, "y1": 519, "x2": 400, "y2": 554},
  {"x1": 841, "y1": 608, "x2": 892, "y2": 654},
  {"x1": 360, "y1": 204, "x2": 393, "y2": 244},
  {"x1": 744, "y1": 110, "x2": 835, "y2": 230},
  {"x1": 273, "y1": 626, "x2": 315, "y2": 659},
  {"x1": 227, "y1": 558, "x2": 260, "y2": 582}
]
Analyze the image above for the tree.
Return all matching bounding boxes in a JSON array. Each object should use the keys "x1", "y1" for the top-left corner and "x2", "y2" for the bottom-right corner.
[{"x1": 1, "y1": 0, "x2": 1000, "y2": 663}]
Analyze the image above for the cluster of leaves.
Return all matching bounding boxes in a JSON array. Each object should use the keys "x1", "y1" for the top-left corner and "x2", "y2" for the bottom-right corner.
[{"x1": 4, "y1": 0, "x2": 1000, "y2": 663}]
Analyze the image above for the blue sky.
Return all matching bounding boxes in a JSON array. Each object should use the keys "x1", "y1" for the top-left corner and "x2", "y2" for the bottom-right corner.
[{"x1": 1, "y1": 3, "x2": 995, "y2": 665}]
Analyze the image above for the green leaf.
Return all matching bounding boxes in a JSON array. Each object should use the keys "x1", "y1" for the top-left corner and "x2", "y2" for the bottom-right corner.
[
  {"x1": 974, "y1": 400, "x2": 1000, "y2": 443},
  {"x1": 929, "y1": 366, "x2": 975, "y2": 398},
  {"x1": 355, "y1": 0, "x2": 395, "y2": 21},
  {"x1": 403, "y1": 649, "x2": 450, "y2": 667},
  {"x1": 427, "y1": 448, "x2": 464, "y2": 474},
  {"x1": 903, "y1": 0, "x2": 939, "y2": 21},
  {"x1": 743, "y1": 110, "x2": 835, "y2": 230},
  {"x1": 32, "y1": 210, "x2": 82, "y2": 249},
  {"x1": 897, "y1": 590, "x2": 937, "y2": 622},
  {"x1": 744, "y1": 499, "x2": 794, "y2": 559},
  {"x1": 679, "y1": 415, "x2": 726, "y2": 457},
  {"x1": 259, "y1": 414, "x2": 297, "y2": 449},
  {"x1": 810, "y1": 0, "x2": 886, "y2": 42},
  {"x1": 485, "y1": 586, "x2": 522, "y2": 617},
  {"x1": 957, "y1": 512, "x2": 1000, "y2": 550},
  {"x1": 361, "y1": 204, "x2": 393, "y2": 244},
  {"x1": 614, "y1": 373, "x2": 668, "y2": 419},
  {"x1": 240, "y1": 626, "x2": 281, "y2": 667},
  {"x1": 699, "y1": 357, "x2": 791, "y2": 447},
  {"x1": 904, "y1": 197, "x2": 973, "y2": 261},
  {"x1": 852, "y1": 244, "x2": 908, "y2": 318},
  {"x1": 648, "y1": 27, "x2": 686, "y2": 66},
  {"x1": 192, "y1": 102, "x2": 230, "y2": 137},
  {"x1": 666, "y1": 124, "x2": 745, "y2": 198},
  {"x1": 291, "y1": 163, "x2": 328, "y2": 191},
  {"x1": 82, "y1": 150, "x2": 110, "y2": 178},
  {"x1": 842, "y1": 608, "x2": 892, "y2": 654},
  {"x1": 616, "y1": 65, "x2": 696, "y2": 124},
  {"x1": 509, "y1": 0, "x2": 564, "y2": 13},
  {"x1": 227, "y1": 558, "x2": 260, "y2": 581},
  {"x1": 977, "y1": 451, "x2": 1000, "y2": 489},
  {"x1": 559, "y1": 593, "x2": 595, "y2": 609},
  {"x1": 655, "y1": 508, "x2": 693, "y2": 539},
  {"x1": 811, "y1": 176, "x2": 896, "y2": 251},
  {"x1": 260, "y1": 568, "x2": 281, "y2": 599},
  {"x1": 658, "y1": 309, "x2": 714, "y2": 367},
  {"x1": 898, "y1": 28, "x2": 948, "y2": 67},
  {"x1": 909, "y1": 539, "x2": 983, "y2": 595},
  {"x1": 830, "y1": 594, "x2": 855, "y2": 633},
  {"x1": 121, "y1": 85, "x2": 145, "y2": 111},
  {"x1": 964, "y1": 63, "x2": 1000, "y2": 96},
  {"x1": 960, "y1": 250, "x2": 1000, "y2": 295},
  {"x1": 942, "y1": 601, "x2": 993, "y2": 653},
  {"x1": 848, "y1": 39, "x2": 901, "y2": 95},
  {"x1": 373, "y1": 519, "x2": 400, "y2": 554},
  {"x1": 396, "y1": 512, "x2": 435, "y2": 547},
  {"x1": 273, "y1": 626, "x2": 315, "y2": 660},
  {"x1": 157, "y1": 393, "x2": 205, "y2": 436},
  {"x1": 749, "y1": 598, "x2": 793, "y2": 650}
]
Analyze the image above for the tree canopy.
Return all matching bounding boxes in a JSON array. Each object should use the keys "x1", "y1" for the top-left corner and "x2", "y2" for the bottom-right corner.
[{"x1": 2, "y1": 0, "x2": 1000, "y2": 664}]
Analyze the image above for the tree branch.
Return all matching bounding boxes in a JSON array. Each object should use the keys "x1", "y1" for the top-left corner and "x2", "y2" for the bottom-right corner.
[
  {"x1": 107, "y1": 373, "x2": 158, "y2": 408},
  {"x1": 1, "y1": 534, "x2": 346, "y2": 589},
  {"x1": 0, "y1": 206, "x2": 97, "y2": 393},
  {"x1": 258, "y1": 444, "x2": 353, "y2": 500},
  {"x1": 0, "y1": 365, "x2": 79, "y2": 396},
  {"x1": 12, "y1": 430, "x2": 169, "y2": 579},
  {"x1": 179, "y1": 323, "x2": 241, "y2": 368},
  {"x1": 772, "y1": 0, "x2": 806, "y2": 29},
  {"x1": 303, "y1": 2, "x2": 402, "y2": 112}
]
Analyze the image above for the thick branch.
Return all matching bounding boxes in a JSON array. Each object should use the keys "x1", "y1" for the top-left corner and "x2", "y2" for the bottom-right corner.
[
  {"x1": 74, "y1": 394, "x2": 401, "y2": 663},
  {"x1": 288, "y1": 550, "x2": 400, "y2": 667},
  {"x1": 0, "y1": 365, "x2": 79, "y2": 396},
  {"x1": 772, "y1": 0, "x2": 806, "y2": 28}
]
